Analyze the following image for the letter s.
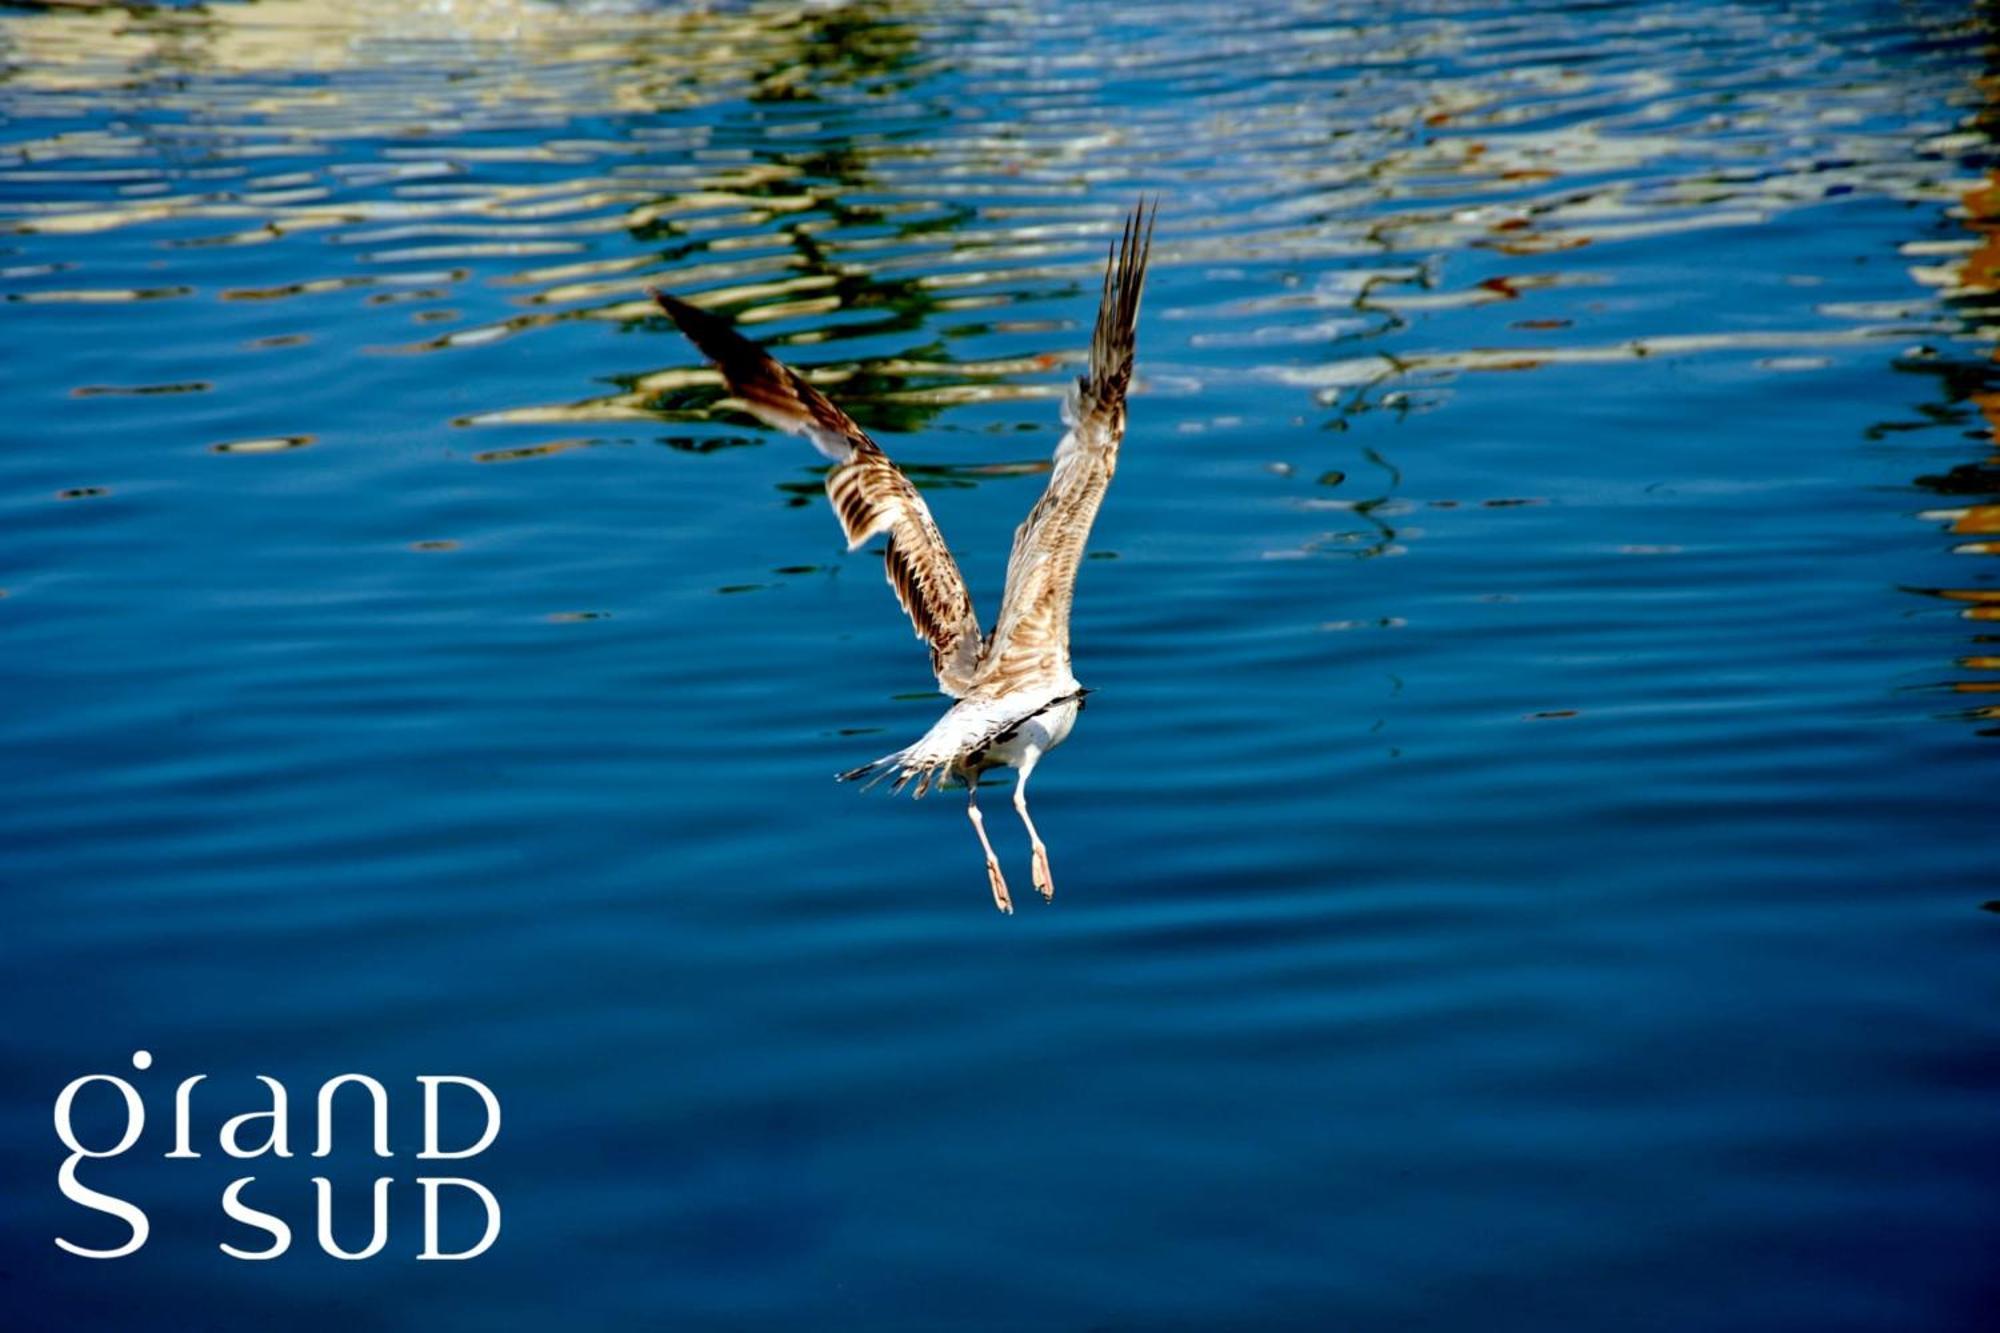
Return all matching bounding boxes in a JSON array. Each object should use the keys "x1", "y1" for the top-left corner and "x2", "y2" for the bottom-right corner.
[
  {"x1": 55, "y1": 1158, "x2": 148, "y2": 1259},
  {"x1": 220, "y1": 1178, "x2": 292, "y2": 1260}
]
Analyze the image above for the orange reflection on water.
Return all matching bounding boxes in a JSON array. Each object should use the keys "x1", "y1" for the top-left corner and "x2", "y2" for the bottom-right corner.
[{"x1": 1914, "y1": 165, "x2": 2000, "y2": 729}]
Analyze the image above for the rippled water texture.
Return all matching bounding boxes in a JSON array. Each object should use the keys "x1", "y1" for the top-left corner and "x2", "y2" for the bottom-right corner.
[{"x1": 3, "y1": 0, "x2": 1997, "y2": 1327}]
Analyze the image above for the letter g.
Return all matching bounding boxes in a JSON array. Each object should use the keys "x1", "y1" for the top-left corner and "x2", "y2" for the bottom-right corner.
[{"x1": 53, "y1": 1075, "x2": 149, "y2": 1258}]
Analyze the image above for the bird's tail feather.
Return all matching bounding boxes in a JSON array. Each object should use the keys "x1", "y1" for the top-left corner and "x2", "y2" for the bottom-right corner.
[{"x1": 837, "y1": 746, "x2": 952, "y2": 798}]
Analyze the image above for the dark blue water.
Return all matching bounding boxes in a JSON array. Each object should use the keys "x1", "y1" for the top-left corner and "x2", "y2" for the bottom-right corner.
[{"x1": 4, "y1": 1, "x2": 1997, "y2": 1327}]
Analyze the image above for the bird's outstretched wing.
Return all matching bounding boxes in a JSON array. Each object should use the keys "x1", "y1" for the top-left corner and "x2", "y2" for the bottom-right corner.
[
  {"x1": 652, "y1": 291, "x2": 984, "y2": 696},
  {"x1": 973, "y1": 200, "x2": 1155, "y2": 698}
]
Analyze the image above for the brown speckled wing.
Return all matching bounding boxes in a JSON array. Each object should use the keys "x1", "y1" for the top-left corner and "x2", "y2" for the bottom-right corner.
[
  {"x1": 654, "y1": 291, "x2": 984, "y2": 696},
  {"x1": 976, "y1": 200, "x2": 1154, "y2": 697}
]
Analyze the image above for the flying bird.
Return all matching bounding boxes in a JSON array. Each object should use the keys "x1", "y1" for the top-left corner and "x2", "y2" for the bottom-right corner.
[{"x1": 651, "y1": 200, "x2": 1155, "y2": 913}]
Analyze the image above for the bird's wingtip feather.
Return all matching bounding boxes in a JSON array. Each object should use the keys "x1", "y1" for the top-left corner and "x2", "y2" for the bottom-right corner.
[{"x1": 649, "y1": 288, "x2": 710, "y2": 331}]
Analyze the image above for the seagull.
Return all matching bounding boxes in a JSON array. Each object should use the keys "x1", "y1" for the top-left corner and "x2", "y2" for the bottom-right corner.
[{"x1": 651, "y1": 200, "x2": 1155, "y2": 913}]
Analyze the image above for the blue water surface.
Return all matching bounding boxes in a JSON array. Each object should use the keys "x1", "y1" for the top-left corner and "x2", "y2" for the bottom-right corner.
[{"x1": 2, "y1": 1, "x2": 1997, "y2": 1328}]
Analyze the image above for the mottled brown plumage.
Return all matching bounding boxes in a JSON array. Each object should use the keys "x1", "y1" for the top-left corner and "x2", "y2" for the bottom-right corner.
[
  {"x1": 651, "y1": 200, "x2": 1156, "y2": 911},
  {"x1": 973, "y1": 202, "x2": 1154, "y2": 701},
  {"x1": 651, "y1": 290, "x2": 984, "y2": 695}
]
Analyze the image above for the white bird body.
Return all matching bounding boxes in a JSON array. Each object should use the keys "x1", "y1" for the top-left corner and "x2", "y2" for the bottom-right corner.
[
  {"x1": 653, "y1": 201, "x2": 1155, "y2": 912},
  {"x1": 885, "y1": 685, "x2": 1082, "y2": 791}
]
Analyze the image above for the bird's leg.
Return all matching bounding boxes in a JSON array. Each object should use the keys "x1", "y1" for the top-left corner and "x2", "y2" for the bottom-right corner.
[
  {"x1": 1012, "y1": 749, "x2": 1053, "y2": 902},
  {"x1": 965, "y1": 770, "x2": 1012, "y2": 914}
]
